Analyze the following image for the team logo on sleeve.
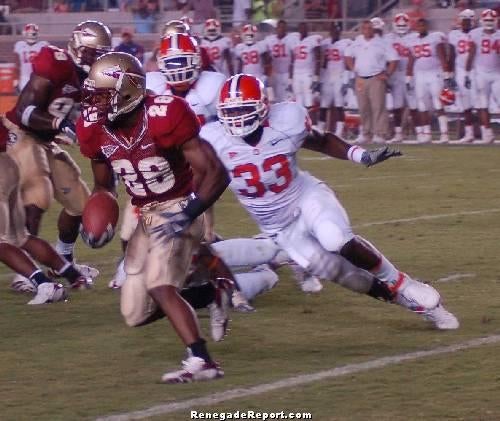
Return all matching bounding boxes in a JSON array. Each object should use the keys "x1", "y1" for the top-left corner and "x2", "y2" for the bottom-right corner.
[
  {"x1": 101, "y1": 144, "x2": 119, "y2": 158},
  {"x1": 7, "y1": 132, "x2": 18, "y2": 146}
]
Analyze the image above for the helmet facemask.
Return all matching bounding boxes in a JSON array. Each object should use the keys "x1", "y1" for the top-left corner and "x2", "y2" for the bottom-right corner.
[
  {"x1": 158, "y1": 52, "x2": 200, "y2": 86},
  {"x1": 217, "y1": 101, "x2": 268, "y2": 137}
]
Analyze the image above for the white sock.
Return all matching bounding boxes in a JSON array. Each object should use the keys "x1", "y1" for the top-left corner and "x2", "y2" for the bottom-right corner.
[
  {"x1": 234, "y1": 266, "x2": 279, "y2": 300},
  {"x1": 55, "y1": 239, "x2": 75, "y2": 258},
  {"x1": 465, "y1": 125, "x2": 473, "y2": 137},
  {"x1": 415, "y1": 125, "x2": 423, "y2": 134},
  {"x1": 335, "y1": 121, "x2": 345, "y2": 136},
  {"x1": 395, "y1": 126, "x2": 403, "y2": 134},
  {"x1": 356, "y1": 236, "x2": 399, "y2": 288},
  {"x1": 438, "y1": 115, "x2": 448, "y2": 134},
  {"x1": 423, "y1": 125, "x2": 431, "y2": 135},
  {"x1": 481, "y1": 126, "x2": 492, "y2": 139},
  {"x1": 317, "y1": 121, "x2": 326, "y2": 132}
]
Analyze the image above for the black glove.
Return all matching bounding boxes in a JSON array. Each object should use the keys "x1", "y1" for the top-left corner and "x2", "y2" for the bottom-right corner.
[
  {"x1": 80, "y1": 223, "x2": 115, "y2": 249},
  {"x1": 361, "y1": 147, "x2": 402, "y2": 167},
  {"x1": 311, "y1": 81, "x2": 321, "y2": 94},
  {"x1": 58, "y1": 118, "x2": 77, "y2": 143},
  {"x1": 464, "y1": 75, "x2": 471, "y2": 89},
  {"x1": 444, "y1": 77, "x2": 458, "y2": 90}
]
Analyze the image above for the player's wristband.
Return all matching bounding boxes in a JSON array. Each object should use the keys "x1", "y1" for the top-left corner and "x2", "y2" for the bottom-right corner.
[
  {"x1": 347, "y1": 145, "x2": 366, "y2": 164},
  {"x1": 182, "y1": 193, "x2": 206, "y2": 220},
  {"x1": 443, "y1": 71, "x2": 453, "y2": 79}
]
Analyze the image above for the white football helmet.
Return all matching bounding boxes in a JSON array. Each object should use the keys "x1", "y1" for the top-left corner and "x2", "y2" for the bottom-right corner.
[
  {"x1": 23, "y1": 23, "x2": 39, "y2": 44},
  {"x1": 480, "y1": 9, "x2": 497, "y2": 31},
  {"x1": 370, "y1": 17, "x2": 385, "y2": 32},
  {"x1": 393, "y1": 13, "x2": 410, "y2": 35},
  {"x1": 458, "y1": 8, "x2": 475, "y2": 21},
  {"x1": 217, "y1": 74, "x2": 269, "y2": 137}
]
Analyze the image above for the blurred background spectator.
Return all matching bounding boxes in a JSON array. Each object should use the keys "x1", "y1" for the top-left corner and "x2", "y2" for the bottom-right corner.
[
  {"x1": 114, "y1": 26, "x2": 145, "y2": 62},
  {"x1": 132, "y1": 0, "x2": 159, "y2": 33},
  {"x1": 0, "y1": 7, "x2": 12, "y2": 35},
  {"x1": 181, "y1": 0, "x2": 216, "y2": 34},
  {"x1": 233, "y1": 0, "x2": 252, "y2": 27},
  {"x1": 304, "y1": 0, "x2": 328, "y2": 20}
]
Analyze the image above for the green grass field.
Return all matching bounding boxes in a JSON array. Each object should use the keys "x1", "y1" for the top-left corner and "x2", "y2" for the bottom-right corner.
[{"x1": 2, "y1": 145, "x2": 500, "y2": 421}]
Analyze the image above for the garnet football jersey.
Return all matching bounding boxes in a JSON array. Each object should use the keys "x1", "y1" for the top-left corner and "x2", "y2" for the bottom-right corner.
[
  {"x1": 200, "y1": 102, "x2": 322, "y2": 234},
  {"x1": 6, "y1": 46, "x2": 82, "y2": 139},
  {"x1": 78, "y1": 95, "x2": 200, "y2": 206}
]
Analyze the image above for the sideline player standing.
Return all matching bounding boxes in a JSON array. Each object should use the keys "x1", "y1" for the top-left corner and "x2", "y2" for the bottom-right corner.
[
  {"x1": 202, "y1": 73, "x2": 459, "y2": 331},
  {"x1": 78, "y1": 52, "x2": 230, "y2": 383},
  {"x1": 200, "y1": 19, "x2": 234, "y2": 76},
  {"x1": 469, "y1": 9, "x2": 499, "y2": 144},
  {"x1": 13, "y1": 24, "x2": 48, "y2": 91}
]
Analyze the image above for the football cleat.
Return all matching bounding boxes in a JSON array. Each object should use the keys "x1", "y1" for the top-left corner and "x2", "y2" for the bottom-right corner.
[
  {"x1": 387, "y1": 132, "x2": 403, "y2": 144},
  {"x1": 208, "y1": 278, "x2": 232, "y2": 341},
  {"x1": 73, "y1": 263, "x2": 100, "y2": 279},
  {"x1": 352, "y1": 135, "x2": 370, "y2": 145},
  {"x1": 424, "y1": 304, "x2": 460, "y2": 330},
  {"x1": 109, "y1": 258, "x2": 126, "y2": 289},
  {"x1": 28, "y1": 282, "x2": 67, "y2": 305},
  {"x1": 432, "y1": 133, "x2": 449, "y2": 144},
  {"x1": 11, "y1": 274, "x2": 37, "y2": 294},
  {"x1": 70, "y1": 276, "x2": 94, "y2": 290},
  {"x1": 161, "y1": 356, "x2": 223, "y2": 384},
  {"x1": 372, "y1": 135, "x2": 386, "y2": 144},
  {"x1": 449, "y1": 134, "x2": 474, "y2": 145},
  {"x1": 231, "y1": 290, "x2": 256, "y2": 313}
]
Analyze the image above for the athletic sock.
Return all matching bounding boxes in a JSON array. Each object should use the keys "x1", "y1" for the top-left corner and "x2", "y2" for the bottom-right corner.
[
  {"x1": 438, "y1": 115, "x2": 448, "y2": 134},
  {"x1": 188, "y1": 339, "x2": 212, "y2": 363},
  {"x1": 55, "y1": 239, "x2": 75, "y2": 263},
  {"x1": 29, "y1": 269, "x2": 51, "y2": 286},
  {"x1": 335, "y1": 121, "x2": 345, "y2": 136}
]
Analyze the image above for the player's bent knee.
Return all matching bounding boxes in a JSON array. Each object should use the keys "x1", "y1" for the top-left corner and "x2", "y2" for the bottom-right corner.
[
  {"x1": 23, "y1": 175, "x2": 53, "y2": 210},
  {"x1": 314, "y1": 220, "x2": 351, "y2": 253}
]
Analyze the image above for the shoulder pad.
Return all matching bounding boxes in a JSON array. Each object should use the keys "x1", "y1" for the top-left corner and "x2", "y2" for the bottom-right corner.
[
  {"x1": 268, "y1": 103, "x2": 309, "y2": 136},
  {"x1": 194, "y1": 71, "x2": 227, "y2": 104},
  {"x1": 200, "y1": 121, "x2": 226, "y2": 147},
  {"x1": 146, "y1": 71, "x2": 168, "y2": 95}
]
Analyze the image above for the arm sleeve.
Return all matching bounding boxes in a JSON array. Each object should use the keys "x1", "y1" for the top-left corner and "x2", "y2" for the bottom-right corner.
[
  {"x1": 76, "y1": 117, "x2": 104, "y2": 160},
  {"x1": 31, "y1": 48, "x2": 72, "y2": 85}
]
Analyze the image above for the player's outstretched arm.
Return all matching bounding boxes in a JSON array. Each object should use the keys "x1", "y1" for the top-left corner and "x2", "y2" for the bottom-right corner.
[
  {"x1": 91, "y1": 159, "x2": 116, "y2": 195},
  {"x1": 302, "y1": 131, "x2": 402, "y2": 167}
]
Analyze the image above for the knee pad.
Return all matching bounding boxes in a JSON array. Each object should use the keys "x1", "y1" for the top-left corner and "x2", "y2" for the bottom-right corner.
[{"x1": 313, "y1": 219, "x2": 350, "y2": 253}]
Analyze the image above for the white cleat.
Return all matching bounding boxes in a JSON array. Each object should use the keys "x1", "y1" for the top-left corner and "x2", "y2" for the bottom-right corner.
[
  {"x1": 387, "y1": 133, "x2": 403, "y2": 144},
  {"x1": 432, "y1": 134, "x2": 449, "y2": 144},
  {"x1": 73, "y1": 263, "x2": 100, "y2": 279},
  {"x1": 208, "y1": 278, "x2": 232, "y2": 342},
  {"x1": 372, "y1": 135, "x2": 386, "y2": 144},
  {"x1": 424, "y1": 304, "x2": 460, "y2": 330},
  {"x1": 300, "y1": 275, "x2": 324, "y2": 293},
  {"x1": 161, "y1": 356, "x2": 223, "y2": 384},
  {"x1": 473, "y1": 137, "x2": 494, "y2": 145},
  {"x1": 108, "y1": 259, "x2": 126, "y2": 289},
  {"x1": 449, "y1": 135, "x2": 474, "y2": 145},
  {"x1": 11, "y1": 274, "x2": 37, "y2": 294},
  {"x1": 28, "y1": 282, "x2": 67, "y2": 305}
]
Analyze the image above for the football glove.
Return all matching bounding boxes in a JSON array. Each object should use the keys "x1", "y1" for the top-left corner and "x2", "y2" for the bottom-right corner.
[
  {"x1": 443, "y1": 77, "x2": 457, "y2": 90},
  {"x1": 80, "y1": 223, "x2": 115, "y2": 249},
  {"x1": 405, "y1": 76, "x2": 414, "y2": 92},
  {"x1": 151, "y1": 210, "x2": 192, "y2": 241},
  {"x1": 311, "y1": 80, "x2": 321, "y2": 94},
  {"x1": 361, "y1": 147, "x2": 402, "y2": 167}
]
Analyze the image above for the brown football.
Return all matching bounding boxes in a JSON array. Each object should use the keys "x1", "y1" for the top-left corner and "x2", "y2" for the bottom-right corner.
[{"x1": 81, "y1": 191, "x2": 119, "y2": 240}]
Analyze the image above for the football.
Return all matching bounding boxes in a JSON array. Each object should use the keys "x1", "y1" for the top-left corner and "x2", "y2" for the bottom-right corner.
[{"x1": 81, "y1": 191, "x2": 119, "y2": 241}]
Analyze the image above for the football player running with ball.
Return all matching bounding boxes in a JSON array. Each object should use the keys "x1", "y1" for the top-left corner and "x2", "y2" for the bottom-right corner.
[
  {"x1": 77, "y1": 52, "x2": 229, "y2": 383},
  {"x1": 201, "y1": 74, "x2": 459, "y2": 331}
]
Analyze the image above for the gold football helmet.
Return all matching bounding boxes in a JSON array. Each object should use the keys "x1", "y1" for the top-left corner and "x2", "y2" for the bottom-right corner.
[
  {"x1": 162, "y1": 19, "x2": 190, "y2": 38},
  {"x1": 68, "y1": 20, "x2": 112, "y2": 73},
  {"x1": 82, "y1": 52, "x2": 145, "y2": 122}
]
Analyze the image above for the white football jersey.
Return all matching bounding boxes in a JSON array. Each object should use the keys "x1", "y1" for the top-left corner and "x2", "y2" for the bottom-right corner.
[
  {"x1": 470, "y1": 28, "x2": 500, "y2": 73},
  {"x1": 321, "y1": 37, "x2": 351, "y2": 74},
  {"x1": 200, "y1": 102, "x2": 322, "y2": 234},
  {"x1": 448, "y1": 29, "x2": 473, "y2": 70},
  {"x1": 234, "y1": 41, "x2": 268, "y2": 77},
  {"x1": 200, "y1": 36, "x2": 232, "y2": 74},
  {"x1": 407, "y1": 32, "x2": 446, "y2": 71},
  {"x1": 291, "y1": 34, "x2": 322, "y2": 73},
  {"x1": 384, "y1": 32, "x2": 417, "y2": 73},
  {"x1": 145, "y1": 70, "x2": 226, "y2": 124},
  {"x1": 265, "y1": 33, "x2": 299, "y2": 74},
  {"x1": 13, "y1": 40, "x2": 48, "y2": 89}
]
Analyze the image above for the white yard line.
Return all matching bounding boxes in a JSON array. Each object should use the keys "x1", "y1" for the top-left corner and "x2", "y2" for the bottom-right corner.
[
  {"x1": 96, "y1": 334, "x2": 500, "y2": 421},
  {"x1": 354, "y1": 208, "x2": 500, "y2": 228},
  {"x1": 436, "y1": 273, "x2": 476, "y2": 283}
]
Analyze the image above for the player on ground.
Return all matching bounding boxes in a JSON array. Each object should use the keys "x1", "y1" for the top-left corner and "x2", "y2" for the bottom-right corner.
[
  {"x1": 264, "y1": 20, "x2": 298, "y2": 103},
  {"x1": 201, "y1": 74, "x2": 459, "y2": 331},
  {"x1": 235, "y1": 25, "x2": 270, "y2": 82},
  {"x1": 200, "y1": 19, "x2": 234, "y2": 76},
  {"x1": 406, "y1": 18, "x2": 453, "y2": 144},
  {"x1": 290, "y1": 22, "x2": 322, "y2": 113},
  {"x1": 0, "y1": 121, "x2": 91, "y2": 304},
  {"x1": 13, "y1": 24, "x2": 48, "y2": 92},
  {"x1": 383, "y1": 13, "x2": 420, "y2": 144},
  {"x1": 2, "y1": 20, "x2": 112, "y2": 289},
  {"x1": 78, "y1": 52, "x2": 230, "y2": 383},
  {"x1": 469, "y1": 9, "x2": 499, "y2": 144},
  {"x1": 317, "y1": 22, "x2": 351, "y2": 136},
  {"x1": 448, "y1": 9, "x2": 477, "y2": 144}
]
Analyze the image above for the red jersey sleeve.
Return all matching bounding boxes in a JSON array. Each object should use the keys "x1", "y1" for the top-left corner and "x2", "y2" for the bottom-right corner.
[
  {"x1": 77, "y1": 116, "x2": 105, "y2": 160},
  {"x1": 152, "y1": 96, "x2": 201, "y2": 149},
  {"x1": 31, "y1": 46, "x2": 74, "y2": 85},
  {"x1": 0, "y1": 121, "x2": 8, "y2": 152}
]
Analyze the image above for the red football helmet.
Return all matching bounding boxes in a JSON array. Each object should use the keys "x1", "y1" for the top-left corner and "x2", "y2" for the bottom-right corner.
[
  {"x1": 23, "y1": 23, "x2": 39, "y2": 44},
  {"x1": 217, "y1": 74, "x2": 269, "y2": 137},
  {"x1": 480, "y1": 9, "x2": 497, "y2": 31},
  {"x1": 241, "y1": 24, "x2": 257, "y2": 45},
  {"x1": 157, "y1": 33, "x2": 201, "y2": 86},
  {"x1": 204, "y1": 18, "x2": 221, "y2": 40},
  {"x1": 439, "y1": 88, "x2": 456, "y2": 106},
  {"x1": 393, "y1": 13, "x2": 410, "y2": 35}
]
